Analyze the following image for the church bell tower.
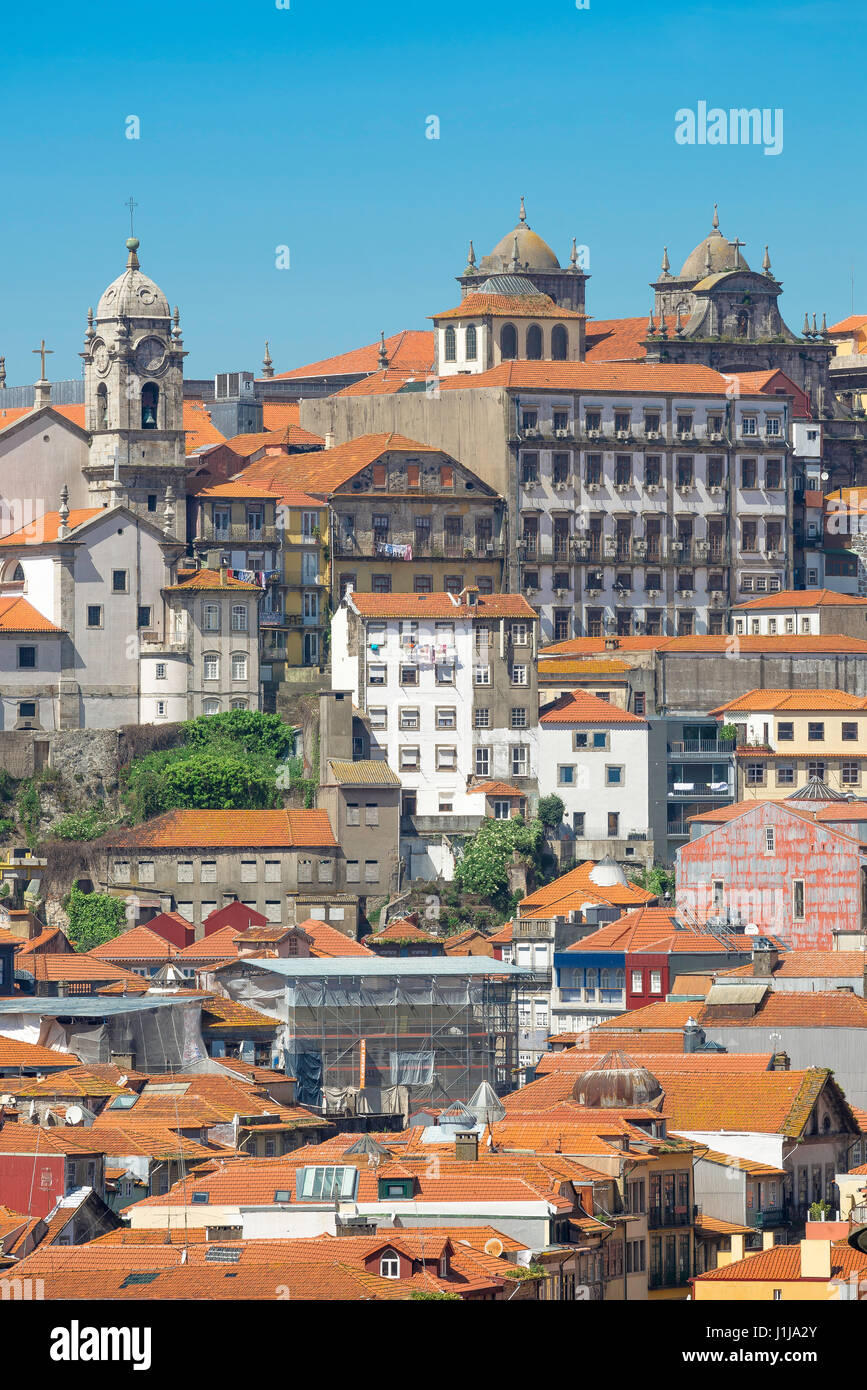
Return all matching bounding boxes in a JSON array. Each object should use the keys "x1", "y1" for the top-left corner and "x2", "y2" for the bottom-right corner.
[{"x1": 82, "y1": 236, "x2": 187, "y2": 537}]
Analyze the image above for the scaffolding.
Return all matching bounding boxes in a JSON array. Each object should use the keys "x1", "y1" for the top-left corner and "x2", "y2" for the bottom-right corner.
[{"x1": 214, "y1": 957, "x2": 523, "y2": 1111}]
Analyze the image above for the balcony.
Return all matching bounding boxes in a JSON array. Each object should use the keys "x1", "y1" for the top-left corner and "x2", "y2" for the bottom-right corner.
[
  {"x1": 667, "y1": 739, "x2": 736, "y2": 758},
  {"x1": 747, "y1": 1206, "x2": 790, "y2": 1230},
  {"x1": 648, "y1": 1206, "x2": 694, "y2": 1230},
  {"x1": 202, "y1": 524, "x2": 279, "y2": 545},
  {"x1": 649, "y1": 1265, "x2": 690, "y2": 1290},
  {"x1": 667, "y1": 782, "x2": 733, "y2": 800}
]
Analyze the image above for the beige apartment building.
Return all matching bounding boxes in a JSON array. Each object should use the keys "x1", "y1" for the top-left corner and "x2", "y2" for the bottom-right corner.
[{"x1": 710, "y1": 688, "x2": 867, "y2": 799}]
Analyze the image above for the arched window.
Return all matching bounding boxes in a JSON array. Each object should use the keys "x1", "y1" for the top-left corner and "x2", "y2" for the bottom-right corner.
[
  {"x1": 736, "y1": 311, "x2": 750, "y2": 338},
  {"x1": 444, "y1": 326, "x2": 456, "y2": 362},
  {"x1": 96, "y1": 383, "x2": 108, "y2": 429},
  {"x1": 526, "y1": 324, "x2": 543, "y2": 360},
  {"x1": 500, "y1": 323, "x2": 517, "y2": 360},
  {"x1": 379, "y1": 1252, "x2": 400, "y2": 1279},
  {"x1": 202, "y1": 698, "x2": 220, "y2": 715},
  {"x1": 203, "y1": 652, "x2": 220, "y2": 682},
  {"x1": 141, "y1": 382, "x2": 159, "y2": 429},
  {"x1": 10, "y1": 564, "x2": 24, "y2": 583},
  {"x1": 551, "y1": 324, "x2": 568, "y2": 360},
  {"x1": 465, "y1": 325, "x2": 477, "y2": 361}
]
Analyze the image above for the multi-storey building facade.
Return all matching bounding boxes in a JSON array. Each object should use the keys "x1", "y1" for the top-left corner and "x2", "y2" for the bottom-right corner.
[
  {"x1": 709, "y1": 688, "x2": 867, "y2": 800},
  {"x1": 331, "y1": 589, "x2": 539, "y2": 880}
]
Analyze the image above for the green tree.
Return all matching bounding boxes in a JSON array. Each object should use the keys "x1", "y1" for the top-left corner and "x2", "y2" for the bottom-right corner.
[
  {"x1": 536, "y1": 794, "x2": 565, "y2": 829},
  {"x1": 454, "y1": 816, "x2": 545, "y2": 910},
  {"x1": 630, "y1": 864, "x2": 675, "y2": 900},
  {"x1": 66, "y1": 884, "x2": 126, "y2": 952}
]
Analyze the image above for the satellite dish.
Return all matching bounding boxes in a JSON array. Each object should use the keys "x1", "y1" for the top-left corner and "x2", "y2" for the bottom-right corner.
[
  {"x1": 484, "y1": 1237, "x2": 504, "y2": 1258},
  {"x1": 66, "y1": 1105, "x2": 84, "y2": 1126},
  {"x1": 820, "y1": 470, "x2": 829, "y2": 480},
  {"x1": 744, "y1": 923, "x2": 759, "y2": 936}
]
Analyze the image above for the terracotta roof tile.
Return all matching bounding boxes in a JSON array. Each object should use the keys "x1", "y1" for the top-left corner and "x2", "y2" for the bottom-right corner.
[
  {"x1": 432, "y1": 293, "x2": 584, "y2": 321},
  {"x1": 710, "y1": 687, "x2": 867, "y2": 714},
  {"x1": 519, "y1": 861, "x2": 656, "y2": 915},
  {"x1": 88, "y1": 925, "x2": 179, "y2": 962},
  {"x1": 349, "y1": 590, "x2": 537, "y2": 620},
  {"x1": 695, "y1": 1242, "x2": 867, "y2": 1283},
  {"x1": 539, "y1": 690, "x2": 646, "y2": 724},
  {"x1": 109, "y1": 808, "x2": 336, "y2": 850},
  {"x1": 0, "y1": 508, "x2": 103, "y2": 548},
  {"x1": 0, "y1": 596, "x2": 63, "y2": 633},
  {"x1": 269, "y1": 330, "x2": 434, "y2": 382},
  {"x1": 294, "y1": 918, "x2": 373, "y2": 957},
  {"x1": 733, "y1": 588, "x2": 867, "y2": 610},
  {"x1": 429, "y1": 360, "x2": 767, "y2": 397},
  {"x1": 164, "y1": 568, "x2": 261, "y2": 592}
]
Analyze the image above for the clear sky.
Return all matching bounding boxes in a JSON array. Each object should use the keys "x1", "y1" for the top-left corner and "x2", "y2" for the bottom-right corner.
[{"x1": 1, "y1": 0, "x2": 864, "y2": 381}]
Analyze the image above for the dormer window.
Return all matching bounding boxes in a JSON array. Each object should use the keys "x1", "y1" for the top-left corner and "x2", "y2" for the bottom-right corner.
[{"x1": 379, "y1": 1252, "x2": 400, "y2": 1279}]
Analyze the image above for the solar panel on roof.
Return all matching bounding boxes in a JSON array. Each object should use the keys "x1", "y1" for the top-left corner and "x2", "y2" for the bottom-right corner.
[{"x1": 205, "y1": 1247, "x2": 241, "y2": 1263}]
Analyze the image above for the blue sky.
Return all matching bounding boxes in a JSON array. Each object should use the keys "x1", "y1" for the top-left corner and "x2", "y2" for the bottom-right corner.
[{"x1": 1, "y1": 0, "x2": 864, "y2": 380}]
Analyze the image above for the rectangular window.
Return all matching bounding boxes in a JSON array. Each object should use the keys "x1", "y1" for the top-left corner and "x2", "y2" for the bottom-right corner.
[
  {"x1": 346, "y1": 803, "x2": 361, "y2": 825},
  {"x1": 808, "y1": 722, "x2": 824, "y2": 742},
  {"x1": 112, "y1": 569, "x2": 128, "y2": 593},
  {"x1": 436, "y1": 707, "x2": 456, "y2": 729},
  {"x1": 114, "y1": 860, "x2": 131, "y2": 884},
  {"x1": 231, "y1": 653, "x2": 248, "y2": 681},
  {"x1": 399, "y1": 708, "x2": 420, "y2": 730},
  {"x1": 368, "y1": 665, "x2": 386, "y2": 685},
  {"x1": 793, "y1": 879, "x2": 805, "y2": 920},
  {"x1": 240, "y1": 859, "x2": 257, "y2": 883},
  {"x1": 475, "y1": 747, "x2": 490, "y2": 776},
  {"x1": 649, "y1": 971, "x2": 662, "y2": 994},
  {"x1": 605, "y1": 766, "x2": 624, "y2": 786},
  {"x1": 511, "y1": 745, "x2": 529, "y2": 776},
  {"x1": 369, "y1": 707, "x2": 387, "y2": 729},
  {"x1": 511, "y1": 707, "x2": 527, "y2": 729},
  {"x1": 435, "y1": 662, "x2": 455, "y2": 685},
  {"x1": 177, "y1": 860, "x2": 194, "y2": 883},
  {"x1": 436, "y1": 746, "x2": 457, "y2": 770},
  {"x1": 364, "y1": 860, "x2": 378, "y2": 883},
  {"x1": 318, "y1": 858, "x2": 334, "y2": 883},
  {"x1": 608, "y1": 812, "x2": 619, "y2": 837},
  {"x1": 474, "y1": 664, "x2": 491, "y2": 685},
  {"x1": 776, "y1": 766, "x2": 795, "y2": 786},
  {"x1": 474, "y1": 708, "x2": 490, "y2": 729},
  {"x1": 200, "y1": 859, "x2": 217, "y2": 883},
  {"x1": 777, "y1": 721, "x2": 794, "y2": 741},
  {"x1": 400, "y1": 665, "x2": 419, "y2": 686},
  {"x1": 264, "y1": 859, "x2": 281, "y2": 882},
  {"x1": 842, "y1": 762, "x2": 860, "y2": 786},
  {"x1": 399, "y1": 746, "x2": 420, "y2": 770},
  {"x1": 765, "y1": 828, "x2": 775, "y2": 852},
  {"x1": 843, "y1": 722, "x2": 858, "y2": 742},
  {"x1": 558, "y1": 766, "x2": 575, "y2": 785},
  {"x1": 204, "y1": 654, "x2": 219, "y2": 681},
  {"x1": 741, "y1": 458, "x2": 757, "y2": 489},
  {"x1": 364, "y1": 803, "x2": 380, "y2": 826},
  {"x1": 203, "y1": 603, "x2": 220, "y2": 631},
  {"x1": 346, "y1": 860, "x2": 360, "y2": 883},
  {"x1": 155, "y1": 662, "x2": 167, "y2": 680},
  {"x1": 510, "y1": 664, "x2": 528, "y2": 686},
  {"x1": 231, "y1": 605, "x2": 248, "y2": 631},
  {"x1": 87, "y1": 605, "x2": 103, "y2": 628},
  {"x1": 17, "y1": 646, "x2": 36, "y2": 669}
]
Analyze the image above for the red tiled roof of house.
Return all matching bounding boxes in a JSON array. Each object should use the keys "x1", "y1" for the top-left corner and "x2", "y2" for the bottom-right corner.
[
  {"x1": 519, "y1": 861, "x2": 656, "y2": 915},
  {"x1": 733, "y1": 588, "x2": 867, "y2": 610},
  {"x1": 200, "y1": 998, "x2": 280, "y2": 1031},
  {"x1": 694, "y1": 1242, "x2": 867, "y2": 1283},
  {"x1": 109, "y1": 807, "x2": 336, "y2": 850},
  {"x1": 539, "y1": 690, "x2": 646, "y2": 724},
  {"x1": 718, "y1": 951, "x2": 867, "y2": 979},
  {"x1": 709, "y1": 687, "x2": 867, "y2": 714},
  {"x1": 540, "y1": 635, "x2": 668, "y2": 656},
  {"x1": 582, "y1": 315, "x2": 677, "y2": 362},
  {"x1": 432, "y1": 293, "x2": 584, "y2": 321},
  {"x1": 183, "y1": 401, "x2": 226, "y2": 452},
  {"x1": 0, "y1": 1036, "x2": 77, "y2": 1069},
  {"x1": 0, "y1": 508, "x2": 103, "y2": 548},
  {"x1": 294, "y1": 918, "x2": 373, "y2": 958},
  {"x1": 269, "y1": 330, "x2": 434, "y2": 381},
  {"x1": 203, "y1": 901, "x2": 268, "y2": 932},
  {"x1": 0, "y1": 596, "x2": 63, "y2": 633},
  {"x1": 367, "y1": 919, "x2": 439, "y2": 944},
  {"x1": 669, "y1": 634, "x2": 867, "y2": 654},
  {"x1": 441, "y1": 929, "x2": 494, "y2": 957},
  {"x1": 88, "y1": 925, "x2": 180, "y2": 962},
  {"x1": 538, "y1": 658, "x2": 633, "y2": 676},
  {"x1": 487, "y1": 921, "x2": 513, "y2": 944},
  {"x1": 467, "y1": 781, "x2": 525, "y2": 797},
  {"x1": 22, "y1": 954, "x2": 146, "y2": 986},
  {"x1": 176, "y1": 927, "x2": 243, "y2": 960},
  {"x1": 596, "y1": 989, "x2": 867, "y2": 1031},
  {"x1": 164, "y1": 568, "x2": 261, "y2": 592},
  {"x1": 426, "y1": 359, "x2": 767, "y2": 397},
  {"x1": 696, "y1": 1150, "x2": 787, "y2": 1177},
  {"x1": 349, "y1": 590, "x2": 537, "y2": 620},
  {"x1": 562, "y1": 907, "x2": 744, "y2": 956}
]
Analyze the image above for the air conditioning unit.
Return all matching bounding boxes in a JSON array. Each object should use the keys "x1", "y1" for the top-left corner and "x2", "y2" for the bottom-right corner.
[
  {"x1": 485, "y1": 541, "x2": 494, "y2": 552},
  {"x1": 585, "y1": 481, "x2": 600, "y2": 492},
  {"x1": 615, "y1": 483, "x2": 631, "y2": 494},
  {"x1": 645, "y1": 483, "x2": 659, "y2": 494},
  {"x1": 646, "y1": 430, "x2": 660, "y2": 440},
  {"x1": 678, "y1": 588, "x2": 693, "y2": 599},
  {"x1": 677, "y1": 480, "x2": 694, "y2": 491},
  {"x1": 587, "y1": 587, "x2": 602, "y2": 598},
  {"x1": 766, "y1": 548, "x2": 779, "y2": 559},
  {"x1": 587, "y1": 429, "x2": 600, "y2": 440},
  {"x1": 708, "y1": 484, "x2": 722, "y2": 495},
  {"x1": 555, "y1": 588, "x2": 568, "y2": 599},
  {"x1": 555, "y1": 428, "x2": 569, "y2": 438},
  {"x1": 616, "y1": 429, "x2": 630, "y2": 441},
  {"x1": 525, "y1": 585, "x2": 539, "y2": 594},
  {"x1": 709, "y1": 431, "x2": 724, "y2": 442},
  {"x1": 646, "y1": 589, "x2": 659, "y2": 599},
  {"x1": 524, "y1": 427, "x2": 540, "y2": 437}
]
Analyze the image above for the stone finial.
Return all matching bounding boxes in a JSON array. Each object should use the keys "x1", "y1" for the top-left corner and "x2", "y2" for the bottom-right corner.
[
  {"x1": 661, "y1": 245, "x2": 670, "y2": 275},
  {"x1": 675, "y1": 307, "x2": 684, "y2": 335},
  {"x1": 164, "y1": 483, "x2": 176, "y2": 530},
  {"x1": 519, "y1": 195, "x2": 527, "y2": 224},
  {"x1": 762, "y1": 245, "x2": 772, "y2": 276},
  {"x1": 570, "y1": 237, "x2": 578, "y2": 269},
  {"x1": 821, "y1": 312, "x2": 828, "y2": 337},
  {"x1": 803, "y1": 312, "x2": 811, "y2": 337},
  {"x1": 0, "y1": 357, "x2": 5, "y2": 389},
  {"x1": 647, "y1": 308, "x2": 656, "y2": 336},
  {"x1": 85, "y1": 307, "x2": 95, "y2": 342},
  {"x1": 510, "y1": 234, "x2": 520, "y2": 271},
  {"x1": 712, "y1": 202, "x2": 720, "y2": 231},
  {"x1": 126, "y1": 236, "x2": 140, "y2": 270},
  {"x1": 262, "y1": 339, "x2": 274, "y2": 378},
  {"x1": 172, "y1": 306, "x2": 182, "y2": 344},
  {"x1": 657, "y1": 312, "x2": 669, "y2": 339},
  {"x1": 378, "y1": 331, "x2": 389, "y2": 370},
  {"x1": 812, "y1": 313, "x2": 818, "y2": 336},
  {"x1": 58, "y1": 484, "x2": 70, "y2": 539},
  {"x1": 464, "y1": 240, "x2": 476, "y2": 274}
]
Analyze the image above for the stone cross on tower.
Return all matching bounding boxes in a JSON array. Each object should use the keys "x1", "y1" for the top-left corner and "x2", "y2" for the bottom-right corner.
[
  {"x1": 729, "y1": 237, "x2": 747, "y2": 270},
  {"x1": 125, "y1": 196, "x2": 139, "y2": 237},
  {"x1": 32, "y1": 338, "x2": 53, "y2": 408}
]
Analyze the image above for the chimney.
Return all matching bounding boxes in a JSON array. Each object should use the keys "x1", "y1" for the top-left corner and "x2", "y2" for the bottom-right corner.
[
  {"x1": 455, "y1": 1131, "x2": 479, "y2": 1162},
  {"x1": 752, "y1": 938, "x2": 779, "y2": 976},
  {"x1": 683, "y1": 1017, "x2": 705, "y2": 1053},
  {"x1": 762, "y1": 1230, "x2": 776, "y2": 1251},
  {"x1": 324, "y1": 431, "x2": 334, "y2": 450},
  {"x1": 771, "y1": 1051, "x2": 790, "y2": 1071},
  {"x1": 800, "y1": 1238, "x2": 831, "y2": 1280},
  {"x1": 220, "y1": 561, "x2": 229, "y2": 587}
]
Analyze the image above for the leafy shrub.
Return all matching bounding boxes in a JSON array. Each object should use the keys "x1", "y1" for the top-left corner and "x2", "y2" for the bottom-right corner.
[
  {"x1": 51, "y1": 807, "x2": 115, "y2": 841},
  {"x1": 65, "y1": 884, "x2": 126, "y2": 952},
  {"x1": 16, "y1": 779, "x2": 41, "y2": 847},
  {"x1": 454, "y1": 817, "x2": 545, "y2": 910},
  {"x1": 536, "y1": 794, "x2": 565, "y2": 829}
]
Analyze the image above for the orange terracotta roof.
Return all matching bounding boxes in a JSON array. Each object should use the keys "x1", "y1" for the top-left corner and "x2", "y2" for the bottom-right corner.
[
  {"x1": 695, "y1": 1242, "x2": 867, "y2": 1283},
  {"x1": 109, "y1": 808, "x2": 336, "y2": 850},
  {"x1": 719, "y1": 951, "x2": 866, "y2": 979},
  {"x1": 733, "y1": 588, "x2": 867, "y2": 610},
  {"x1": 583, "y1": 315, "x2": 677, "y2": 363},
  {"x1": 562, "y1": 907, "x2": 744, "y2": 956},
  {"x1": 538, "y1": 659, "x2": 632, "y2": 676},
  {"x1": 710, "y1": 687, "x2": 867, "y2": 714},
  {"x1": 519, "y1": 861, "x2": 656, "y2": 915},
  {"x1": 288, "y1": 918, "x2": 373, "y2": 958},
  {"x1": 669, "y1": 634, "x2": 867, "y2": 654},
  {"x1": 467, "y1": 781, "x2": 525, "y2": 797},
  {"x1": 367, "y1": 919, "x2": 439, "y2": 944},
  {"x1": 176, "y1": 926, "x2": 243, "y2": 960},
  {"x1": 0, "y1": 508, "x2": 103, "y2": 547},
  {"x1": 598, "y1": 989, "x2": 867, "y2": 1032},
  {"x1": 697, "y1": 1149, "x2": 787, "y2": 1177},
  {"x1": 0, "y1": 1036, "x2": 77, "y2": 1068},
  {"x1": 429, "y1": 360, "x2": 766, "y2": 397},
  {"x1": 164, "y1": 568, "x2": 261, "y2": 592},
  {"x1": 22, "y1": 954, "x2": 146, "y2": 986},
  {"x1": 183, "y1": 401, "x2": 226, "y2": 453},
  {"x1": 829, "y1": 315, "x2": 867, "y2": 334},
  {"x1": 88, "y1": 925, "x2": 179, "y2": 962},
  {"x1": 433, "y1": 293, "x2": 584, "y2": 321},
  {"x1": 487, "y1": 921, "x2": 514, "y2": 944},
  {"x1": 270, "y1": 329, "x2": 434, "y2": 381},
  {"x1": 200, "y1": 997, "x2": 279, "y2": 1030},
  {"x1": 0, "y1": 596, "x2": 63, "y2": 633},
  {"x1": 350, "y1": 591, "x2": 537, "y2": 620},
  {"x1": 539, "y1": 690, "x2": 646, "y2": 724},
  {"x1": 541, "y1": 636, "x2": 670, "y2": 656}
]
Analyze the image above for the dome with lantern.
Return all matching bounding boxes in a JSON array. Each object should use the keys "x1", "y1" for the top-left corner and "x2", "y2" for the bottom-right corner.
[
  {"x1": 96, "y1": 238, "x2": 171, "y2": 321},
  {"x1": 572, "y1": 1050, "x2": 664, "y2": 1109}
]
